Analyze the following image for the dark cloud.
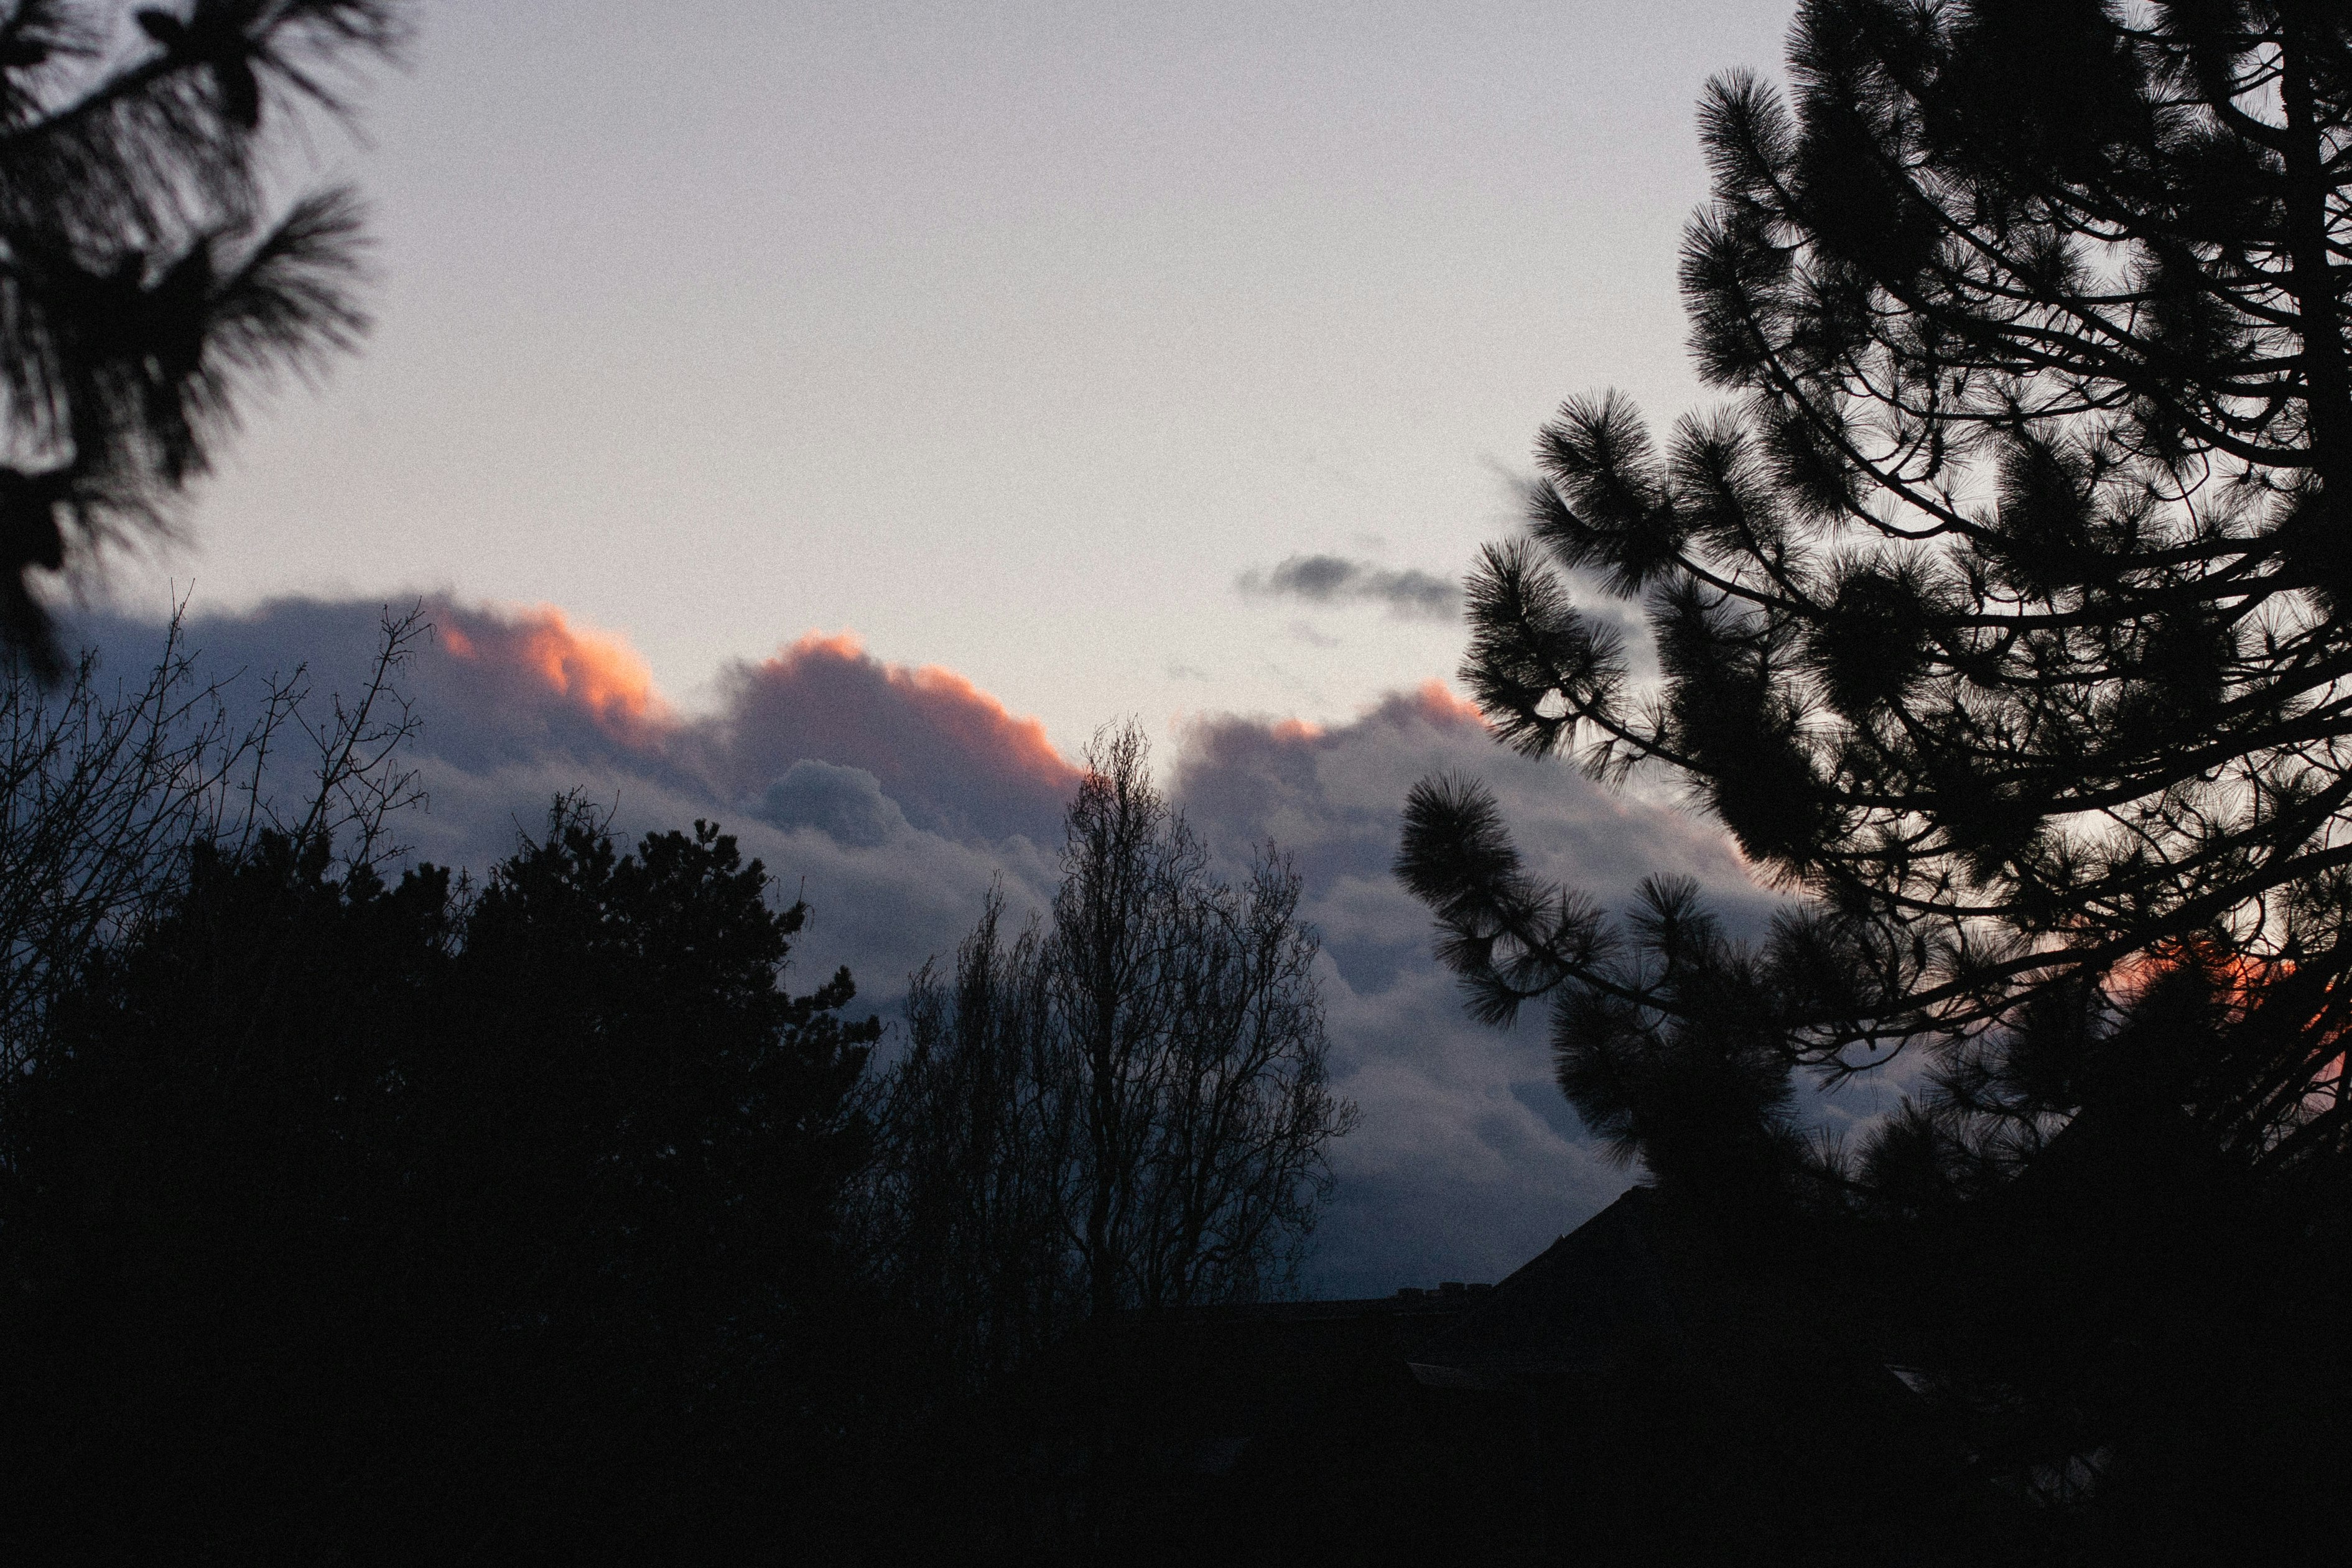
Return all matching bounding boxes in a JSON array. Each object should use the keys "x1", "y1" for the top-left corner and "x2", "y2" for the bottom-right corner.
[
  {"x1": 1167, "y1": 680, "x2": 1777, "y2": 1294},
  {"x1": 57, "y1": 596, "x2": 1808, "y2": 1299},
  {"x1": 55, "y1": 598, "x2": 1064, "y2": 1009},
  {"x1": 70, "y1": 596, "x2": 701, "y2": 793},
  {"x1": 753, "y1": 760, "x2": 908, "y2": 849},
  {"x1": 1237, "y1": 554, "x2": 1461, "y2": 621},
  {"x1": 72, "y1": 601, "x2": 1077, "y2": 847},
  {"x1": 1288, "y1": 619, "x2": 1341, "y2": 649}
]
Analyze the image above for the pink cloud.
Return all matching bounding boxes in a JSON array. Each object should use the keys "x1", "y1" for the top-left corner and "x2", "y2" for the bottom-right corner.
[
  {"x1": 397, "y1": 609, "x2": 1079, "y2": 843},
  {"x1": 437, "y1": 603, "x2": 671, "y2": 741},
  {"x1": 697, "y1": 630, "x2": 1080, "y2": 844},
  {"x1": 124, "y1": 599, "x2": 1077, "y2": 847},
  {"x1": 1399, "y1": 678, "x2": 1489, "y2": 731}
]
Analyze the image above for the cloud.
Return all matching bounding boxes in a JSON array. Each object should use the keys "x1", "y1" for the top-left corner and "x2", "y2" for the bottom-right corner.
[
  {"x1": 691, "y1": 631, "x2": 1080, "y2": 845},
  {"x1": 77, "y1": 601, "x2": 1079, "y2": 844},
  {"x1": 57, "y1": 596, "x2": 1795, "y2": 1299},
  {"x1": 1237, "y1": 554, "x2": 1461, "y2": 621},
  {"x1": 437, "y1": 604, "x2": 667, "y2": 736},
  {"x1": 102, "y1": 598, "x2": 695, "y2": 789},
  {"x1": 1167, "y1": 678, "x2": 1775, "y2": 1294},
  {"x1": 55, "y1": 598, "x2": 1069, "y2": 1008},
  {"x1": 753, "y1": 760, "x2": 908, "y2": 849},
  {"x1": 1288, "y1": 618, "x2": 1340, "y2": 649}
]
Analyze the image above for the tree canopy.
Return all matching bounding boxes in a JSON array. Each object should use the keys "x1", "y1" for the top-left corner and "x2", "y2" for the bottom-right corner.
[
  {"x1": 1398, "y1": 7, "x2": 2352, "y2": 1552},
  {"x1": 1402, "y1": 0, "x2": 2352, "y2": 1181},
  {"x1": 0, "y1": 802, "x2": 882, "y2": 1560}
]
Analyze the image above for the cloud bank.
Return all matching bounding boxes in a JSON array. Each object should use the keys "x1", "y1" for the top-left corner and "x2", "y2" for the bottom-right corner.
[
  {"x1": 62, "y1": 595, "x2": 1814, "y2": 1297},
  {"x1": 1236, "y1": 554, "x2": 1461, "y2": 621},
  {"x1": 692, "y1": 631, "x2": 1079, "y2": 845},
  {"x1": 1168, "y1": 681, "x2": 1795, "y2": 1292}
]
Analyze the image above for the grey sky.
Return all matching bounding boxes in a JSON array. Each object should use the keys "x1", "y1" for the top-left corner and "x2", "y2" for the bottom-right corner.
[{"x1": 144, "y1": 0, "x2": 1798, "y2": 753}]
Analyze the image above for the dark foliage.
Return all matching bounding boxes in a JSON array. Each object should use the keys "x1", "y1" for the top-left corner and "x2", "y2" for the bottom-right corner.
[
  {"x1": 1407, "y1": 0, "x2": 2352, "y2": 1151},
  {"x1": 0, "y1": 1, "x2": 406, "y2": 674},
  {"x1": 1401, "y1": 2, "x2": 2352, "y2": 1557},
  {"x1": 0, "y1": 801, "x2": 881, "y2": 1562},
  {"x1": 0, "y1": 601, "x2": 424, "y2": 1125}
]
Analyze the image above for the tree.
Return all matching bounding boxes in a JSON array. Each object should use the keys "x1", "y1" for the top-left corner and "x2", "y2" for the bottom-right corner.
[
  {"x1": 871, "y1": 724, "x2": 1357, "y2": 1381},
  {"x1": 0, "y1": 801, "x2": 883, "y2": 1560},
  {"x1": 445, "y1": 801, "x2": 880, "y2": 1393},
  {"x1": 1397, "y1": 6, "x2": 2352, "y2": 1553},
  {"x1": 0, "y1": 0, "x2": 406, "y2": 673},
  {"x1": 0, "y1": 601, "x2": 424, "y2": 1111},
  {"x1": 1400, "y1": 0, "x2": 2352, "y2": 1184},
  {"x1": 868, "y1": 889, "x2": 1069, "y2": 1383}
]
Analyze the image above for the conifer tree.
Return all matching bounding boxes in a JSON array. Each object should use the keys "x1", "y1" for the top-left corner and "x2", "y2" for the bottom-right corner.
[
  {"x1": 1400, "y1": 1, "x2": 2352, "y2": 1181},
  {"x1": 0, "y1": 1, "x2": 406, "y2": 672},
  {"x1": 0, "y1": 804, "x2": 885, "y2": 1559}
]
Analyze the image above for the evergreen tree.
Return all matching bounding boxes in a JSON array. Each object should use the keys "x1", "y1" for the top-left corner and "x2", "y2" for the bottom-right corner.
[
  {"x1": 0, "y1": 804, "x2": 883, "y2": 1561},
  {"x1": 0, "y1": 1, "x2": 405, "y2": 672},
  {"x1": 1401, "y1": 0, "x2": 2352, "y2": 1186},
  {"x1": 1400, "y1": 8, "x2": 2352, "y2": 1551}
]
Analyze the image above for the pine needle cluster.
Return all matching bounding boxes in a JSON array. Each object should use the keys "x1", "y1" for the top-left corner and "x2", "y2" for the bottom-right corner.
[{"x1": 0, "y1": 1, "x2": 406, "y2": 672}]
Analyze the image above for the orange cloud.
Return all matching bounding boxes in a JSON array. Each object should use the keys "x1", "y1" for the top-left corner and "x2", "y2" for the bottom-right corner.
[
  {"x1": 2109, "y1": 936, "x2": 2285, "y2": 1013},
  {"x1": 1408, "y1": 679, "x2": 1489, "y2": 730},
  {"x1": 774, "y1": 630, "x2": 1076, "y2": 794},
  {"x1": 2104, "y1": 937, "x2": 2349, "y2": 1110},
  {"x1": 788, "y1": 629, "x2": 865, "y2": 664},
  {"x1": 410, "y1": 601, "x2": 1502, "y2": 859},
  {"x1": 707, "y1": 629, "x2": 1079, "y2": 842},
  {"x1": 1171, "y1": 680, "x2": 1485, "y2": 758},
  {"x1": 442, "y1": 603, "x2": 668, "y2": 734}
]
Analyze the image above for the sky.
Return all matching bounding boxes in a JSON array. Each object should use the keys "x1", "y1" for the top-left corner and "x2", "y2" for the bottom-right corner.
[
  {"x1": 126, "y1": 0, "x2": 1801, "y2": 749},
  {"x1": 66, "y1": 0, "x2": 1866, "y2": 1296}
]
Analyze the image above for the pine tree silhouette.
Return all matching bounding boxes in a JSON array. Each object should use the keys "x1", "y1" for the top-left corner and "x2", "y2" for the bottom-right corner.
[
  {"x1": 1401, "y1": 0, "x2": 2352, "y2": 1189},
  {"x1": 1400, "y1": 7, "x2": 2352, "y2": 1556},
  {"x1": 0, "y1": 1, "x2": 406, "y2": 674}
]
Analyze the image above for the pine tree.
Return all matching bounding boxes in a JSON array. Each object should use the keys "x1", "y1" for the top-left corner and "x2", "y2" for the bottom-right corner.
[
  {"x1": 0, "y1": 1, "x2": 406, "y2": 672},
  {"x1": 1401, "y1": 0, "x2": 2352, "y2": 1184}
]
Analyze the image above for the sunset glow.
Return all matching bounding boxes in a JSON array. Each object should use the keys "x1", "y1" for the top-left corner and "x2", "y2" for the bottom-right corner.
[
  {"x1": 766, "y1": 629, "x2": 1080, "y2": 796},
  {"x1": 1408, "y1": 679, "x2": 1489, "y2": 730},
  {"x1": 443, "y1": 604, "x2": 669, "y2": 732}
]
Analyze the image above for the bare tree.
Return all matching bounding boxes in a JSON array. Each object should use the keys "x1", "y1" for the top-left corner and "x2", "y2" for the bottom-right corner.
[
  {"x1": 871, "y1": 723, "x2": 1357, "y2": 1376},
  {"x1": 0, "y1": 600, "x2": 424, "y2": 1105},
  {"x1": 868, "y1": 891, "x2": 1071, "y2": 1381}
]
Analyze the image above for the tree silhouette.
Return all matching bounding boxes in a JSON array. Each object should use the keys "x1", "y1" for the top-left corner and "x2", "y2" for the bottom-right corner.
[
  {"x1": 0, "y1": 601, "x2": 424, "y2": 1116},
  {"x1": 870, "y1": 724, "x2": 1357, "y2": 1383},
  {"x1": 0, "y1": 800, "x2": 883, "y2": 1561},
  {"x1": 0, "y1": 1, "x2": 406, "y2": 674},
  {"x1": 1398, "y1": 6, "x2": 2352, "y2": 1554},
  {"x1": 1401, "y1": 0, "x2": 2352, "y2": 1184}
]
